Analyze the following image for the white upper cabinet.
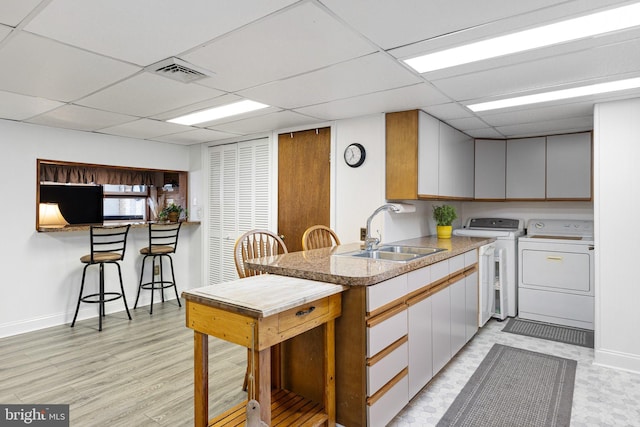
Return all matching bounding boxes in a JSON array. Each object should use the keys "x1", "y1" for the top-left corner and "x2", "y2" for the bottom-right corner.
[
  {"x1": 438, "y1": 121, "x2": 475, "y2": 199},
  {"x1": 474, "y1": 139, "x2": 506, "y2": 200},
  {"x1": 546, "y1": 132, "x2": 592, "y2": 199},
  {"x1": 506, "y1": 137, "x2": 546, "y2": 199},
  {"x1": 417, "y1": 112, "x2": 440, "y2": 197}
]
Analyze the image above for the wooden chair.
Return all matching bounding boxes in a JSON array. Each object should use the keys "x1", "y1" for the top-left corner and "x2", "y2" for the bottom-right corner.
[
  {"x1": 71, "y1": 225, "x2": 132, "y2": 332},
  {"x1": 302, "y1": 225, "x2": 341, "y2": 251},
  {"x1": 234, "y1": 229, "x2": 288, "y2": 279},
  {"x1": 233, "y1": 229, "x2": 288, "y2": 391}
]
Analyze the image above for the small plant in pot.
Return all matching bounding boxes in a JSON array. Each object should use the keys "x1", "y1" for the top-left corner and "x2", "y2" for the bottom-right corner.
[
  {"x1": 161, "y1": 203, "x2": 184, "y2": 223},
  {"x1": 433, "y1": 204, "x2": 457, "y2": 239}
]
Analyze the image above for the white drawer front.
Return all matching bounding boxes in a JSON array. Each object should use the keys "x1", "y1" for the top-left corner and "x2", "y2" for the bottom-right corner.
[
  {"x1": 464, "y1": 249, "x2": 478, "y2": 267},
  {"x1": 431, "y1": 259, "x2": 449, "y2": 283},
  {"x1": 367, "y1": 274, "x2": 407, "y2": 313},
  {"x1": 519, "y1": 287, "x2": 594, "y2": 329},
  {"x1": 367, "y1": 341, "x2": 408, "y2": 396},
  {"x1": 449, "y1": 254, "x2": 465, "y2": 273},
  {"x1": 367, "y1": 374, "x2": 409, "y2": 427},
  {"x1": 407, "y1": 265, "x2": 431, "y2": 293},
  {"x1": 367, "y1": 309, "x2": 408, "y2": 357}
]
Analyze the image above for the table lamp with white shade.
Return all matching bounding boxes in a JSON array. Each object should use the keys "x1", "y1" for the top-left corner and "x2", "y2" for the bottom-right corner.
[{"x1": 39, "y1": 203, "x2": 69, "y2": 228}]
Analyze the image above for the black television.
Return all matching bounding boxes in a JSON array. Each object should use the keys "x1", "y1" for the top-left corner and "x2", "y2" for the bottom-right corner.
[{"x1": 40, "y1": 184, "x2": 104, "y2": 225}]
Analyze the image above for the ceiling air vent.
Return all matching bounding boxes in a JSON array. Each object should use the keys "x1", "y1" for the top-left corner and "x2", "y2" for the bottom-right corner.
[{"x1": 145, "y1": 57, "x2": 214, "y2": 83}]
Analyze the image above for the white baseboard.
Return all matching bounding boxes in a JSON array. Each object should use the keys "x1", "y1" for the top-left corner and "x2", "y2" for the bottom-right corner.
[
  {"x1": 0, "y1": 294, "x2": 180, "y2": 339},
  {"x1": 594, "y1": 348, "x2": 640, "y2": 374}
]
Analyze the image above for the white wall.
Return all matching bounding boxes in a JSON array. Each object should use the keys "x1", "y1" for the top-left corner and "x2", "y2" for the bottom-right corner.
[
  {"x1": 0, "y1": 119, "x2": 201, "y2": 337},
  {"x1": 594, "y1": 97, "x2": 640, "y2": 373}
]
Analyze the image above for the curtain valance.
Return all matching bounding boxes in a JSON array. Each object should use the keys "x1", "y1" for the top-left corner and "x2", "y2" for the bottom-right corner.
[{"x1": 40, "y1": 163, "x2": 155, "y2": 186}]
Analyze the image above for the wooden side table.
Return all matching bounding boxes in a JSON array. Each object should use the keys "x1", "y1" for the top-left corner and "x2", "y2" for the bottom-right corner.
[{"x1": 183, "y1": 275, "x2": 344, "y2": 426}]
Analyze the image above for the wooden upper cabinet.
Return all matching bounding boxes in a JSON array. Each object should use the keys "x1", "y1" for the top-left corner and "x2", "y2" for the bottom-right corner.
[
  {"x1": 546, "y1": 132, "x2": 592, "y2": 200},
  {"x1": 386, "y1": 109, "x2": 473, "y2": 200}
]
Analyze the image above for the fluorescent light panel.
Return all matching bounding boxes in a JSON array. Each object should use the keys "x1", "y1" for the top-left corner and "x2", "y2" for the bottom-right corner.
[
  {"x1": 404, "y1": 2, "x2": 640, "y2": 73},
  {"x1": 467, "y1": 77, "x2": 640, "y2": 112},
  {"x1": 168, "y1": 100, "x2": 269, "y2": 125}
]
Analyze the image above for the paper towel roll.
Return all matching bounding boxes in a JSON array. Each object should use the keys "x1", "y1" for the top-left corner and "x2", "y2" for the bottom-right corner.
[{"x1": 389, "y1": 203, "x2": 416, "y2": 213}]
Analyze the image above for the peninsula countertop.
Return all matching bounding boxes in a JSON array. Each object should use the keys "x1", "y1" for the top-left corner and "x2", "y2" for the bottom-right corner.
[{"x1": 245, "y1": 235, "x2": 494, "y2": 286}]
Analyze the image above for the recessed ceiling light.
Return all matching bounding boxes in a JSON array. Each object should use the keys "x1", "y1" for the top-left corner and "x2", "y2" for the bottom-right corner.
[
  {"x1": 167, "y1": 100, "x2": 269, "y2": 126},
  {"x1": 467, "y1": 77, "x2": 640, "y2": 112},
  {"x1": 404, "y1": 2, "x2": 640, "y2": 73}
]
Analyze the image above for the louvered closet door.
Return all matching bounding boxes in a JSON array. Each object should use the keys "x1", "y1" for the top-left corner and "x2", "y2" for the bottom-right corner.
[{"x1": 207, "y1": 138, "x2": 270, "y2": 285}]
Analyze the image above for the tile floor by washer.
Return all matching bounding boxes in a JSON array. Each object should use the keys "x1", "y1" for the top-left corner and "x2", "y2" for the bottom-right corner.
[{"x1": 389, "y1": 319, "x2": 640, "y2": 427}]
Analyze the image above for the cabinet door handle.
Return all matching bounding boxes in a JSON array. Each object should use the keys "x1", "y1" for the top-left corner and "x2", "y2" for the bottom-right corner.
[
  {"x1": 296, "y1": 306, "x2": 316, "y2": 316},
  {"x1": 546, "y1": 256, "x2": 563, "y2": 261}
]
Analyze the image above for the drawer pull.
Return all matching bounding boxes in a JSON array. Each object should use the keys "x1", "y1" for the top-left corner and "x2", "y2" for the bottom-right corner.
[
  {"x1": 296, "y1": 306, "x2": 316, "y2": 317},
  {"x1": 546, "y1": 256, "x2": 563, "y2": 261}
]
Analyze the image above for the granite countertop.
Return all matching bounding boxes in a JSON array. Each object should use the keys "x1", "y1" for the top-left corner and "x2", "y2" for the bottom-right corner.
[
  {"x1": 182, "y1": 274, "x2": 346, "y2": 318},
  {"x1": 245, "y1": 235, "x2": 494, "y2": 286}
]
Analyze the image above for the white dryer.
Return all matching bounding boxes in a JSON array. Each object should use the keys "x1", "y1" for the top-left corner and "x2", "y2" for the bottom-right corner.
[{"x1": 518, "y1": 219, "x2": 594, "y2": 330}]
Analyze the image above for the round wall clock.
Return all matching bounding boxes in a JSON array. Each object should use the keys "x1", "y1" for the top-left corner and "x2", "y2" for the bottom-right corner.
[{"x1": 344, "y1": 143, "x2": 366, "y2": 168}]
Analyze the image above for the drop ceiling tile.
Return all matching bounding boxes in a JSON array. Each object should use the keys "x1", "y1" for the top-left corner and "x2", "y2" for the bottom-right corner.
[
  {"x1": 151, "y1": 128, "x2": 240, "y2": 145},
  {"x1": 0, "y1": 24, "x2": 11, "y2": 41},
  {"x1": 210, "y1": 111, "x2": 324, "y2": 135},
  {"x1": 465, "y1": 128, "x2": 506, "y2": 139},
  {"x1": 24, "y1": 0, "x2": 298, "y2": 66},
  {"x1": 26, "y1": 104, "x2": 136, "y2": 131},
  {"x1": 98, "y1": 118, "x2": 189, "y2": 139},
  {"x1": 496, "y1": 116, "x2": 593, "y2": 138},
  {"x1": 184, "y1": 1, "x2": 376, "y2": 92},
  {"x1": 152, "y1": 93, "x2": 281, "y2": 126},
  {"x1": 421, "y1": 103, "x2": 473, "y2": 121},
  {"x1": 444, "y1": 117, "x2": 487, "y2": 131},
  {"x1": 76, "y1": 73, "x2": 224, "y2": 117},
  {"x1": 322, "y1": 0, "x2": 575, "y2": 50},
  {"x1": 0, "y1": 32, "x2": 139, "y2": 102},
  {"x1": 238, "y1": 53, "x2": 421, "y2": 109},
  {"x1": 0, "y1": 90, "x2": 63, "y2": 120},
  {"x1": 478, "y1": 101, "x2": 597, "y2": 128},
  {"x1": 0, "y1": 0, "x2": 41, "y2": 27},
  {"x1": 295, "y1": 83, "x2": 451, "y2": 120},
  {"x1": 432, "y1": 36, "x2": 640, "y2": 102}
]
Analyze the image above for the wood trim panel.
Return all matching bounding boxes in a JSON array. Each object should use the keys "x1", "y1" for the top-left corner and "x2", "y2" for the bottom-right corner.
[
  {"x1": 366, "y1": 367, "x2": 409, "y2": 406},
  {"x1": 367, "y1": 335, "x2": 408, "y2": 367},
  {"x1": 366, "y1": 303, "x2": 407, "y2": 328},
  {"x1": 386, "y1": 110, "x2": 418, "y2": 200}
]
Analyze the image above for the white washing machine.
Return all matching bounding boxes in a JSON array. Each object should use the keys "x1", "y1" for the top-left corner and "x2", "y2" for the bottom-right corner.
[
  {"x1": 453, "y1": 218, "x2": 524, "y2": 320},
  {"x1": 518, "y1": 219, "x2": 594, "y2": 330}
]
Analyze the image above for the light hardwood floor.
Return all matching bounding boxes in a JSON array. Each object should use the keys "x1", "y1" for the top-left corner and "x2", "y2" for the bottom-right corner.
[{"x1": 0, "y1": 300, "x2": 247, "y2": 426}]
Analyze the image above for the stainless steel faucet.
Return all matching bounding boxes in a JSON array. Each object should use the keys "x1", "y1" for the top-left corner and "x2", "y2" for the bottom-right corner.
[{"x1": 364, "y1": 204, "x2": 400, "y2": 251}]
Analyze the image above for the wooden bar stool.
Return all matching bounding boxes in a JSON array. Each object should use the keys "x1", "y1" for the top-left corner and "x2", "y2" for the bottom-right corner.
[
  {"x1": 71, "y1": 225, "x2": 132, "y2": 332},
  {"x1": 134, "y1": 222, "x2": 182, "y2": 314}
]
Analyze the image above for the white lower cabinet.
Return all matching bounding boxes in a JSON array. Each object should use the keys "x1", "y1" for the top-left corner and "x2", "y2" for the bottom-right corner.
[
  {"x1": 431, "y1": 285, "x2": 451, "y2": 375},
  {"x1": 408, "y1": 294, "x2": 432, "y2": 398},
  {"x1": 465, "y1": 270, "x2": 479, "y2": 341},
  {"x1": 367, "y1": 373, "x2": 409, "y2": 427},
  {"x1": 364, "y1": 250, "x2": 479, "y2": 426},
  {"x1": 449, "y1": 276, "x2": 467, "y2": 356}
]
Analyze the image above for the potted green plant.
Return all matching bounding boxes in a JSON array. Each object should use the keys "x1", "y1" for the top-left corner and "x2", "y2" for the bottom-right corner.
[
  {"x1": 161, "y1": 203, "x2": 184, "y2": 223},
  {"x1": 432, "y1": 204, "x2": 457, "y2": 239}
]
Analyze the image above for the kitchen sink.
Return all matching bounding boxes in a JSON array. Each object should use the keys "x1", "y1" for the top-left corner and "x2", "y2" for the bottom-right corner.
[
  {"x1": 377, "y1": 245, "x2": 445, "y2": 256},
  {"x1": 338, "y1": 245, "x2": 445, "y2": 262}
]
